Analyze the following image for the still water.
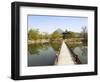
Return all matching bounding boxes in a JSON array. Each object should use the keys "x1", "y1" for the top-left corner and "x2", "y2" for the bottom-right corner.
[
  {"x1": 65, "y1": 42, "x2": 87, "y2": 64},
  {"x1": 73, "y1": 47, "x2": 87, "y2": 64},
  {"x1": 28, "y1": 42, "x2": 61, "y2": 66},
  {"x1": 28, "y1": 42, "x2": 87, "y2": 66}
]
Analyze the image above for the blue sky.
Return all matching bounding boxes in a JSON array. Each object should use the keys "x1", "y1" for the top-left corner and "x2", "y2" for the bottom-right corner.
[{"x1": 28, "y1": 15, "x2": 88, "y2": 34}]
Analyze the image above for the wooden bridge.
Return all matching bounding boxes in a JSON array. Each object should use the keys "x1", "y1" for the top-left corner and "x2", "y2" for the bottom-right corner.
[{"x1": 55, "y1": 41, "x2": 76, "y2": 65}]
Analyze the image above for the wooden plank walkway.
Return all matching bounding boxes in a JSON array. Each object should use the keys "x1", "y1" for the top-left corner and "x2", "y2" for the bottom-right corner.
[{"x1": 56, "y1": 41, "x2": 75, "y2": 65}]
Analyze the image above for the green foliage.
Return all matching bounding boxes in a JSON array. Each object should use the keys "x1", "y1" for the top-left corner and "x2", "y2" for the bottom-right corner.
[
  {"x1": 42, "y1": 33, "x2": 50, "y2": 39},
  {"x1": 28, "y1": 29, "x2": 39, "y2": 40},
  {"x1": 65, "y1": 42, "x2": 83, "y2": 49},
  {"x1": 50, "y1": 31, "x2": 62, "y2": 40},
  {"x1": 28, "y1": 29, "x2": 50, "y2": 40},
  {"x1": 28, "y1": 43, "x2": 49, "y2": 55},
  {"x1": 66, "y1": 31, "x2": 77, "y2": 38},
  {"x1": 50, "y1": 42, "x2": 61, "y2": 51}
]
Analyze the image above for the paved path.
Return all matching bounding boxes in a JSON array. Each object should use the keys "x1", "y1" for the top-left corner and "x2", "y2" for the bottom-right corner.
[{"x1": 56, "y1": 41, "x2": 75, "y2": 65}]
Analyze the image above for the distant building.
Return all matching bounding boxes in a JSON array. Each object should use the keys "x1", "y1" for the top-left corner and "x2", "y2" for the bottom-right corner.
[
  {"x1": 62, "y1": 31, "x2": 68, "y2": 39},
  {"x1": 54, "y1": 28, "x2": 68, "y2": 39}
]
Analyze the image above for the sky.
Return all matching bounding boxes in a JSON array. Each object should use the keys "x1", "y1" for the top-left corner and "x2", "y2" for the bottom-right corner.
[{"x1": 28, "y1": 15, "x2": 88, "y2": 34}]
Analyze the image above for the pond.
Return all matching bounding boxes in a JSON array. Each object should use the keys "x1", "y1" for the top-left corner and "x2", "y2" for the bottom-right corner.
[
  {"x1": 28, "y1": 42, "x2": 62, "y2": 66},
  {"x1": 73, "y1": 47, "x2": 88, "y2": 64},
  {"x1": 65, "y1": 42, "x2": 88, "y2": 64}
]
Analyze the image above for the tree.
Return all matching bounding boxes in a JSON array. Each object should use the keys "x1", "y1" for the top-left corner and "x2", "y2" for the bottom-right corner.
[
  {"x1": 28, "y1": 29, "x2": 39, "y2": 40},
  {"x1": 81, "y1": 26, "x2": 88, "y2": 45},
  {"x1": 81, "y1": 26, "x2": 87, "y2": 38},
  {"x1": 66, "y1": 31, "x2": 76, "y2": 38},
  {"x1": 44, "y1": 33, "x2": 50, "y2": 39},
  {"x1": 50, "y1": 32, "x2": 62, "y2": 40}
]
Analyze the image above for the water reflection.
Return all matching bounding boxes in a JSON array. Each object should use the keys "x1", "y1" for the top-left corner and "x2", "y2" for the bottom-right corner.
[
  {"x1": 73, "y1": 47, "x2": 87, "y2": 64},
  {"x1": 65, "y1": 42, "x2": 88, "y2": 64},
  {"x1": 28, "y1": 42, "x2": 61, "y2": 66}
]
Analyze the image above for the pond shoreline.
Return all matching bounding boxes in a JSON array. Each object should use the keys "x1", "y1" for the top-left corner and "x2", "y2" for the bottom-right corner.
[
  {"x1": 28, "y1": 40, "x2": 63, "y2": 44},
  {"x1": 28, "y1": 41, "x2": 62, "y2": 66}
]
